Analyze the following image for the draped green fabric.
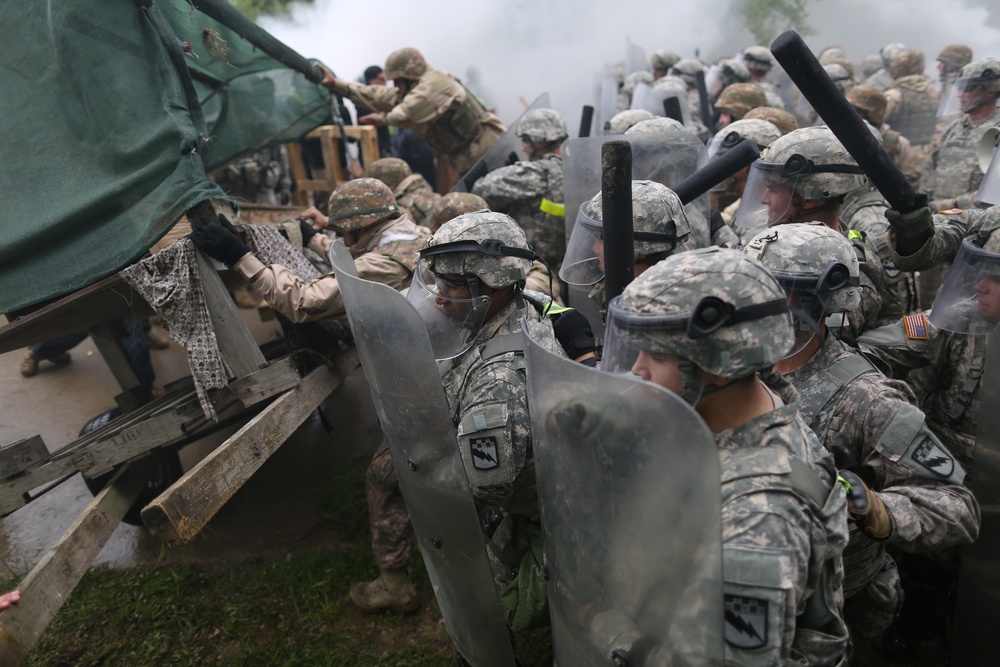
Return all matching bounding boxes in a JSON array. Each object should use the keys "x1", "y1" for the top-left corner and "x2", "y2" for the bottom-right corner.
[{"x1": 0, "y1": 0, "x2": 330, "y2": 313}]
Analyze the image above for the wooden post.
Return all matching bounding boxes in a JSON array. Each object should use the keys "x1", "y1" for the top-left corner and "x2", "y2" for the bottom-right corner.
[
  {"x1": 89, "y1": 320, "x2": 152, "y2": 411},
  {"x1": 0, "y1": 459, "x2": 152, "y2": 665},
  {"x1": 0, "y1": 436, "x2": 48, "y2": 480},
  {"x1": 141, "y1": 351, "x2": 358, "y2": 543},
  {"x1": 193, "y1": 250, "x2": 267, "y2": 380}
]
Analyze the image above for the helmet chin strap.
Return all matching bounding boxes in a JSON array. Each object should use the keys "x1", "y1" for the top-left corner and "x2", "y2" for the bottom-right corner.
[{"x1": 677, "y1": 358, "x2": 706, "y2": 406}]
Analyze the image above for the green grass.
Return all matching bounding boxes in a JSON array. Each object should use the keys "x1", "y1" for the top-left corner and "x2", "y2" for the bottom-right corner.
[{"x1": 8, "y1": 458, "x2": 554, "y2": 666}]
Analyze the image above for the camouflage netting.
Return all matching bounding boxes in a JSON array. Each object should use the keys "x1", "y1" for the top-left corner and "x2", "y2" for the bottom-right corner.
[{"x1": 1, "y1": 0, "x2": 331, "y2": 314}]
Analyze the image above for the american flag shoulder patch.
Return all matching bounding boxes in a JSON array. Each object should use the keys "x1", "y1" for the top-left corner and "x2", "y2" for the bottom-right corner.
[{"x1": 903, "y1": 314, "x2": 930, "y2": 340}]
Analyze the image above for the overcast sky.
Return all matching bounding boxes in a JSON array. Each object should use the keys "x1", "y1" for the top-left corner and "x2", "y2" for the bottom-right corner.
[{"x1": 260, "y1": 0, "x2": 1000, "y2": 129}]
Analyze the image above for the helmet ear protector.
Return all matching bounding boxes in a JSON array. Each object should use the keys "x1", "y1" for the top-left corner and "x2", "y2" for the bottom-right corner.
[
  {"x1": 686, "y1": 295, "x2": 789, "y2": 339},
  {"x1": 776, "y1": 154, "x2": 866, "y2": 179}
]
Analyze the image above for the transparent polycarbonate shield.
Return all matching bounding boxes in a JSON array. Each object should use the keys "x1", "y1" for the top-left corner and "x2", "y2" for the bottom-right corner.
[
  {"x1": 452, "y1": 93, "x2": 551, "y2": 192},
  {"x1": 937, "y1": 81, "x2": 962, "y2": 118},
  {"x1": 625, "y1": 37, "x2": 649, "y2": 78},
  {"x1": 598, "y1": 75, "x2": 620, "y2": 135},
  {"x1": 951, "y1": 323, "x2": 1000, "y2": 666},
  {"x1": 928, "y1": 236, "x2": 1000, "y2": 335},
  {"x1": 977, "y1": 129, "x2": 1000, "y2": 205},
  {"x1": 526, "y1": 332, "x2": 724, "y2": 667},
  {"x1": 330, "y1": 242, "x2": 516, "y2": 667},
  {"x1": 631, "y1": 82, "x2": 692, "y2": 126}
]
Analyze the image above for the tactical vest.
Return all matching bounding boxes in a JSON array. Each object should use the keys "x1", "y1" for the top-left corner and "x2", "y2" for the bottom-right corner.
[
  {"x1": 423, "y1": 75, "x2": 488, "y2": 155},
  {"x1": 794, "y1": 351, "x2": 888, "y2": 598},
  {"x1": 887, "y1": 79, "x2": 938, "y2": 146},
  {"x1": 721, "y1": 446, "x2": 846, "y2": 649}
]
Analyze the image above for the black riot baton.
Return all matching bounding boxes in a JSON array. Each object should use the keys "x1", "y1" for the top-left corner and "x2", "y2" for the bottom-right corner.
[
  {"x1": 601, "y1": 141, "x2": 635, "y2": 303},
  {"x1": 579, "y1": 105, "x2": 595, "y2": 138},
  {"x1": 663, "y1": 97, "x2": 684, "y2": 125},
  {"x1": 770, "y1": 30, "x2": 922, "y2": 214},
  {"x1": 672, "y1": 139, "x2": 760, "y2": 205},
  {"x1": 695, "y1": 70, "x2": 716, "y2": 135}
]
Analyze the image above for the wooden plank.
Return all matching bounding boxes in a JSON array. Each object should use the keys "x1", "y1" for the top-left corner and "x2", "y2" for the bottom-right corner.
[
  {"x1": 345, "y1": 126, "x2": 380, "y2": 168},
  {"x1": 0, "y1": 459, "x2": 151, "y2": 666},
  {"x1": 88, "y1": 321, "x2": 151, "y2": 411},
  {"x1": 0, "y1": 275, "x2": 154, "y2": 355},
  {"x1": 228, "y1": 356, "x2": 303, "y2": 405},
  {"x1": 141, "y1": 351, "x2": 358, "y2": 543},
  {"x1": 320, "y1": 126, "x2": 345, "y2": 187},
  {"x1": 0, "y1": 436, "x2": 48, "y2": 480},
  {"x1": 285, "y1": 141, "x2": 311, "y2": 207},
  {"x1": 194, "y1": 250, "x2": 268, "y2": 379}
]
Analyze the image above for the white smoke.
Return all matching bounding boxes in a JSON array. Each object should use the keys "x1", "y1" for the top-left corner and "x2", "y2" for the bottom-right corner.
[{"x1": 260, "y1": 0, "x2": 1000, "y2": 131}]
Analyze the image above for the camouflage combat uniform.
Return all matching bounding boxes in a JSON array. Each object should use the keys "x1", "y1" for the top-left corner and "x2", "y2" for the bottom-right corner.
[
  {"x1": 785, "y1": 336, "x2": 980, "y2": 632},
  {"x1": 921, "y1": 106, "x2": 1000, "y2": 211},
  {"x1": 842, "y1": 188, "x2": 919, "y2": 326},
  {"x1": 472, "y1": 153, "x2": 566, "y2": 269},
  {"x1": 718, "y1": 375, "x2": 850, "y2": 666},
  {"x1": 393, "y1": 173, "x2": 441, "y2": 226},
  {"x1": 234, "y1": 214, "x2": 428, "y2": 323},
  {"x1": 441, "y1": 292, "x2": 564, "y2": 631},
  {"x1": 329, "y1": 51, "x2": 505, "y2": 174}
]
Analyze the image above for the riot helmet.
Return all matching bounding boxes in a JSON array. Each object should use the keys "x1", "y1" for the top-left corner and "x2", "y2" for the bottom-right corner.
[
  {"x1": 880, "y1": 43, "x2": 907, "y2": 68},
  {"x1": 741, "y1": 46, "x2": 773, "y2": 75},
  {"x1": 930, "y1": 228, "x2": 1000, "y2": 334},
  {"x1": 426, "y1": 192, "x2": 488, "y2": 232},
  {"x1": 560, "y1": 181, "x2": 691, "y2": 286},
  {"x1": 651, "y1": 49, "x2": 681, "y2": 78},
  {"x1": 734, "y1": 126, "x2": 868, "y2": 228},
  {"x1": 953, "y1": 58, "x2": 1000, "y2": 113},
  {"x1": 604, "y1": 108, "x2": 655, "y2": 135},
  {"x1": 668, "y1": 58, "x2": 706, "y2": 89},
  {"x1": 743, "y1": 223, "x2": 861, "y2": 356},
  {"x1": 602, "y1": 247, "x2": 793, "y2": 404},
  {"x1": 411, "y1": 212, "x2": 535, "y2": 358},
  {"x1": 514, "y1": 108, "x2": 569, "y2": 145},
  {"x1": 743, "y1": 106, "x2": 799, "y2": 135},
  {"x1": 707, "y1": 118, "x2": 781, "y2": 160}
]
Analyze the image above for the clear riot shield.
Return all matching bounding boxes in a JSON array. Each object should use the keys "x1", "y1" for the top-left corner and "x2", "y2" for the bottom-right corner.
[
  {"x1": 525, "y1": 333, "x2": 724, "y2": 667},
  {"x1": 329, "y1": 242, "x2": 516, "y2": 667},
  {"x1": 597, "y1": 75, "x2": 620, "y2": 135},
  {"x1": 951, "y1": 323, "x2": 1000, "y2": 667},
  {"x1": 625, "y1": 37, "x2": 649, "y2": 78},
  {"x1": 452, "y1": 93, "x2": 552, "y2": 192}
]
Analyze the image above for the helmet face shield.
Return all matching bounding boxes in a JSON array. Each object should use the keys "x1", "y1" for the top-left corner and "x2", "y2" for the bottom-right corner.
[
  {"x1": 733, "y1": 161, "x2": 799, "y2": 228},
  {"x1": 406, "y1": 262, "x2": 492, "y2": 360},
  {"x1": 978, "y1": 135, "x2": 1000, "y2": 205},
  {"x1": 602, "y1": 296, "x2": 696, "y2": 375},
  {"x1": 559, "y1": 203, "x2": 606, "y2": 286},
  {"x1": 929, "y1": 237, "x2": 1000, "y2": 335},
  {"x1": 937, "y1": 82, "x2": 962, "y2": 117}
]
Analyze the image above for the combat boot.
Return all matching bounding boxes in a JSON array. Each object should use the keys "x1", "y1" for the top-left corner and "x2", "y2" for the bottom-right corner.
[
  {"x1": 19, "y1": 351, "x2": 39, "y2": 377},
  {"x1": 349, "y1": 568, "x2": 419, "y2": 614}
]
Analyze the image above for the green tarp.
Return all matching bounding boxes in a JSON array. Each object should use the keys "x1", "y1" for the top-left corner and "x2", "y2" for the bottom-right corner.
[{"x1": 0, "y1": 0, "x2": 331, "y2": 313}]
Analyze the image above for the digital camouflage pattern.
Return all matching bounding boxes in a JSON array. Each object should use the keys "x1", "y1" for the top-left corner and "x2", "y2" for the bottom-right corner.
[
  {"x1": 842, "y1": 188, "x2": 919, "y2": 326},
  {"x1": 957, "y1": 57, "x2": 1000, "y2": 92},
  {"x1": 472, "y1": 153, "x2": 566, "y2": 268},
  {"x1": 426, "y1": 191, "x2": 488, "y2": 231},
  {"x1": 669, "y1": 58, "x2": 707, "y2": 89},
  {"x1": 922, "y1": 106, "x2": 1000, "y2": 208},
  {"x1": 715, "y1": 83, "x2": 767, "y2": 120},
  {"x1": 514, "y1": 108, "x2": 568, "y2": 145},
  {"x1": 711, "y1": 118, "x2": 782, "y2": 156},
  {"x1": 383, "y1": 46, "x2": 428, "y2": 81},
  {"x1": 758, "y1": 126, "x2": 869, "y2": 200},
  {"x1": 363, "y1": 157, "x2": 412, "y2": 192},
  {"x1": 586, "y1": 180, "x2": 694, "y2": 258},
  {"x1": 623, "y1": 70, "x2": 654, "y2": 98},
  {"x1": 605, "y1": 108, "x2": 654, "y2": 134},
  {"x1": 889, "y1": 205, "x2": 1000, "y2": 272},
  {"x1": 742, "y1": 46, "x2": 773, "y2": 74},
  {"x1": 393, "y1": 173, "x2": 441, "y2": 226},
  {"x1": 616, "y1": 248, "x2": 794, "y2": 378},
  {"x1": 824, "y1": 64, "x2": 854, "y2": 93},
  {"x1": 651, "y1": 49, "x2": 681, "y2": 74},
  {"x1": 326, "y1": 177, "x2": 400, "y2": 232},
  {"x1": 717, "y1": 375, "x2": 850, "y2": 666},
  {"x1": 423, "y1": 211, "x2": 533, "y2": 288},
  {"x1": 744, "y1": 106, "x2": 799, "y2": 135},
  {"x1": 860, "y1": 316, "x2": 985, "y2": 471}
]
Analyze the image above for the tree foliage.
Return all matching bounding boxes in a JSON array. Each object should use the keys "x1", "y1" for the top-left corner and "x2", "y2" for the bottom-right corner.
[
  {"x1": 229, "y1": 0, "x2": 314, "y2": 22},
  {"x1": 734, "y1": 0, "x2": 814, "y2": 46}
]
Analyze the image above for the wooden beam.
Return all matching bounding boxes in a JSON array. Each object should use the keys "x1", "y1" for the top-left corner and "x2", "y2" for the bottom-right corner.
[
  {"x1": 194, "y1": 250, "x2": 267, "y2": 380},
  {"x1": 0, "y1": 459, "x2": 151, "y2": 665},
  {"x1": 88, "y1": 321, "x2": 152, "y2": 412},
  {"x1": 0, "y1": 436, "x2": 48, "y2": 480},
  {"x1": 140, "y1": 359, "x2": 351, "y2": 543}
]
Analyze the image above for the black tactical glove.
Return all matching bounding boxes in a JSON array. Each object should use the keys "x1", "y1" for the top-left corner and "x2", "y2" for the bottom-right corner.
[
  {"x1": 550, "y1": 393, "x2": 635, "y2": 446},
  {"x1": 884, "y1": 192, "x2": 934, "y2": 257},
  {"x1": 839, "y1": 470, "x2": 893, "y2": 540},
  {"x1": 505, "y1": 150, "x2": 520, "y2": 167},
  {"x1": 552, "y1": 309, "x2": 597, "y2": 361},
  {"x1": 298, "y1": 217, "x2": 319, "y2": 246},
  {"x1": 190, "y1": 215, "x2": 250, "y2": 267}
]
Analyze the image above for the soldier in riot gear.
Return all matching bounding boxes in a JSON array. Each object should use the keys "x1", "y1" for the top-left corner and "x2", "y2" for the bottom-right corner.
[
  {"x1": 937, "y1": 44, "x2": 974, "y2": 86},
  {"x1": 714, "y1": 83, "x2": 768, "y2": 128},
  {"x1": 651, "y1": 49, "x2": 681, "y2": 81},
  {"x1": 735, "y1": 125, "x2": 886, "y2": 335},
  {"x1": 600, "y1": 247, "x2": 850, "y2": 666},
  {"x1": 560, "y1": 180, "x2": 697, "y2": 309},
  {"x1": 707, "y1": 118, "x2": 782, "y2": 231},
  {"x1": 744, "y1": 223, "x2": 979, "y2": 639},
  {"x1": 604, "y1": 108, "x2": 654, "y2": 135},
  {"x1": 318, "y1": 48, "x2": 505, "y2": 176},
  {"x1": 472, "y1": 108, "x2": 568, "y2": 269},
  {"x1": 190, "y1": 178, "x2": 429, "y2": 323}
]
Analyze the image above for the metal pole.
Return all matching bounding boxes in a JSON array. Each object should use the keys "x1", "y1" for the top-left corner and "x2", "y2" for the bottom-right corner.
[{"x1": 579, "y1": 105, "x2": 595, "y2": 138}]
